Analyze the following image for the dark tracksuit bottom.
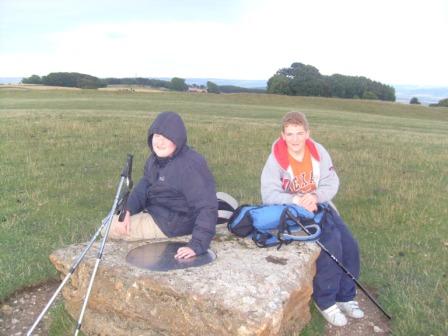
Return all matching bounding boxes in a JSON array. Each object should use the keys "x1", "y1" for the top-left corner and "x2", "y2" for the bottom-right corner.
[{"x1": 313, "y1": 207, "x2": 360, "y2": 310}]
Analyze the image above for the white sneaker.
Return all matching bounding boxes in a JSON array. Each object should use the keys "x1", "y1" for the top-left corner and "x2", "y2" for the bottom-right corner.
[
  {"x1": 316, "y1": 303, "x2": 347, "y2": 327},
  {"x1": 337, "y1": 300, "x2": 365, "y2": 319}
]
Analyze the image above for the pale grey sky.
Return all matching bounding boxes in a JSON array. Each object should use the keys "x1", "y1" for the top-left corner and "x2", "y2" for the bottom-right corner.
[{"x1": 1, "y1": 0, "x2": 447, "y2": 86}]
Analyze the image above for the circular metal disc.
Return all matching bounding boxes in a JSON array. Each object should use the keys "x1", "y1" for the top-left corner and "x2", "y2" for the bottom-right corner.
[{"x1": 126, "y1": 241, "x2": 216, "y2": 272}]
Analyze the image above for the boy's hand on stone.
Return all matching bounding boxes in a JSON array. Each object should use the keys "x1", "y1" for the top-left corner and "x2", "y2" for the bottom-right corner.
[{"x1": 175, "y1": 247, "x2": 196, "y2": 259}]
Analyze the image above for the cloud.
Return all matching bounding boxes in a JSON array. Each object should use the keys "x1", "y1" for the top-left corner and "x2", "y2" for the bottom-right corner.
[
  {"x1": 9, "y1": 20, "x2": 277, "y2": 79},
  {"x1": 1, "y1": 0, "x2": 447, "y2": 85}
]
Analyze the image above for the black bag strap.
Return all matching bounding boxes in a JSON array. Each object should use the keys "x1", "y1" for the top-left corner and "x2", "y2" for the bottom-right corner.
[
  {"x1": 276, "y1": 207, "x2": 292, "y2": 249},
  {"x1": 227, "y1": 204, "x2": 260, "y2": 237},
  {"x1": 276, "y1": 206, "x2": 322, "y2": 249},
  {"x1": 227, "y1": 204, "x2": 250, "y2": 231}
]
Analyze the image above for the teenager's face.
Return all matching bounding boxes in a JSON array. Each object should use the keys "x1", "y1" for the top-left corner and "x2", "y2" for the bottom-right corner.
[
  {"x1": 152, "y1": 133, "x2": 176, "y2": 157},
  {"x1": 282, "y1": 124, "x2": 310, "y2": 155}
]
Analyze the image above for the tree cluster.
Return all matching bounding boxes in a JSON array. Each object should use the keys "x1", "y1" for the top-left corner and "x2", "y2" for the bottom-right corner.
[
  {"x1": 103, "y1": 77, "x2": 189, "y2": 91},
  {"x1": 429, "y1": 98, "x2": 448, "y2": 107},
  {"x1": 205, "y1": 81, "x2": 266, "y2": 94},
  {"x1": 410, "y1": 97, "x2": 421, "y2": 104},
  {"x1": 22, "y1": 72, "x2": 106, "y2": 89},
  {"x1": 206, "y1": 81, "x2": 220, "y2": 93},
  {"x1": 170, "y1": 77, "x2": 188, "y2": 91},
  {"x1": 267, "y1": 63, "x2": 395, "y2": 101},
  {"x1": 21, "y1": 73, "x2": 270, "y2": 94},
  {"x1": 218, "y1": 85, "x2": 266, "y2": 94},
  {"x1": 103, "y1": 77, "x2": 172, "y2": 89}
]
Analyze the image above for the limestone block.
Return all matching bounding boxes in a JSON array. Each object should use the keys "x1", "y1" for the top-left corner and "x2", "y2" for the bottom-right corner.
[{"x1": 49, "y1": 226, "x2": 320, "y2": 336}]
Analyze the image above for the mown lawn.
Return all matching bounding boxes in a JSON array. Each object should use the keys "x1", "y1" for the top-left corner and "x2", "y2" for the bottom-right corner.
[{"x1": 1, "y1": 88, "x2": 447, "y2": 335}]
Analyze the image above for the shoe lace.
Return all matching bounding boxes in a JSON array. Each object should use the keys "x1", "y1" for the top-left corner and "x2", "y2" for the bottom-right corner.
[
  {"x1": 346, "y1": 301, "x2": 360, "y2": 311},
  {"x1": 325, "y1": 305, "x2": 342, "y2": 317}
]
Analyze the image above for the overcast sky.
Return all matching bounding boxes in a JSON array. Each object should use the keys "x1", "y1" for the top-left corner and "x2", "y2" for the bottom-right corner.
[{"x1": 1, "y1": 0, "x2": 447, "y2": 86}]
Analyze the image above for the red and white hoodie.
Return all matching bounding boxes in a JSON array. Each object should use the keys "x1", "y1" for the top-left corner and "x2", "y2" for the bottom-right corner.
[{"x1": 261, "y1": 137, "x2": 340, "y2": 205}]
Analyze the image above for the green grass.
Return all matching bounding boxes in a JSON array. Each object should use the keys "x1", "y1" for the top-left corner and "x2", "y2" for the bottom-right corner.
[
  {"x1": 47, "y1": 303, "x2": 85, "y2": 336},
  {"x1": 1, "y1": 88, "x2": 447, "y2": 335}
]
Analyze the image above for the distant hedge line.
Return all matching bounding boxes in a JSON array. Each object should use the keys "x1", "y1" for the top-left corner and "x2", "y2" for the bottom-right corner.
[
  {"x1": 429, "y1": 98, "x2": 448, "y2": 107},
  {"x1": 21, "y1": 73, "x2": 266, "y2": 94},
  {"x1": 22, "y1": 66, "x2": 400, "y2": 102},
  {"x1": 102, "y1": 77, "x2": 173, "y2": 89},
  {"x1": 22, "y1": 72, "x2": 106, "y2": 89},
  {"x1": 21, "y1": 73, "x2": 192, "y2": 91}
]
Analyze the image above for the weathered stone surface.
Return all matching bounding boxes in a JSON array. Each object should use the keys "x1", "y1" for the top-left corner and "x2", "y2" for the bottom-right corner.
[{"x1": 49, "y1": 226, "x2": 320, "y2": 336}]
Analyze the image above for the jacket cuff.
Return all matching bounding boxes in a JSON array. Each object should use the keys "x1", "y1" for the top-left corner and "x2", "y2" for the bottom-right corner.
[
  {"x1": 125, "y1": 197, "x2": 140, "y2": 216},
  {"x1": 125, "y1": 205, "x2": 138, "y2": 216},
  {"x1": 187, "y1": 240, "x2": 205, "y2": 256}
]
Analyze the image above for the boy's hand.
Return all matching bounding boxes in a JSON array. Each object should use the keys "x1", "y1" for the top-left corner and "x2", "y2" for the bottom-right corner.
[
  {"x1": 293, "y1": 193, "x2": 318, "y2": 212},
  {"x1": 175, "y1": 247, "x2": 196, "y2": 259},
  {"x1": 116, "y1": 211, "x2": 131, "y2": 236}
]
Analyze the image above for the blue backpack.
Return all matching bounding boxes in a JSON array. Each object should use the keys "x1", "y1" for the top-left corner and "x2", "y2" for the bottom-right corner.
[{"x1": 227, "y1": 204, "x2": 327, "y2": 248}]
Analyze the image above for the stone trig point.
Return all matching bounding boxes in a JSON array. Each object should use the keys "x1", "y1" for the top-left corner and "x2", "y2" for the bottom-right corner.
[{"x1": 50, "y1": 226, "x2": 320, "y2": 335}]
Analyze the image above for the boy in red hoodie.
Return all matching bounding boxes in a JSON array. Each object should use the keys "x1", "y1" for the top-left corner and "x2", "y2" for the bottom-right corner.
[{"x1": 261, "y1": 111, "x2": 364, "y2": 327}]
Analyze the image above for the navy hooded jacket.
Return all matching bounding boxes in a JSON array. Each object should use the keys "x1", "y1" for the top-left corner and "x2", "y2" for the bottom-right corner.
[{"x1": 126, "y1": 112, "x2": 218, "y2": 255}]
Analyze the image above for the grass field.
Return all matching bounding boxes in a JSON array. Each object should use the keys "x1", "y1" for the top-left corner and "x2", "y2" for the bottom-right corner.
[{"x1": 1, "y1": 88, "x2": 447, "y2": 335}]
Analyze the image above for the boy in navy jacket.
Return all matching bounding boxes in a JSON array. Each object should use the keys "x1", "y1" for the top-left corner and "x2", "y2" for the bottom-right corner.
[{"x1": 110, "y1": 111, "x2": 217, "y2": 259}]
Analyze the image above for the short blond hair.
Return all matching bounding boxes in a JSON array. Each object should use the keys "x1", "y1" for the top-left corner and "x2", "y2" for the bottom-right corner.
[{"x1": 281, "y1": 111, "x2": 309, "y2": 131}]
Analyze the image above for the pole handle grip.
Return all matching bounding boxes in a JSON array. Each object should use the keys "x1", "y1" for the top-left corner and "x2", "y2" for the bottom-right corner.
[
  {"x1": 121, "y1": 153, "x2": 133, "y2": 179},
  {"x1": 118, "y1": 154, "x2": 134, "y2": 221},
  {"x1": 118, "y1": 195, "x2": 128, "y2": 222}
]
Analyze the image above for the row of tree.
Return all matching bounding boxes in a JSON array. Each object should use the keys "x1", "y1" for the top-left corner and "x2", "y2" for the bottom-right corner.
[
  {"x1": 103, "y1": 77, "x2": 171, "y2": 89},
  {"x1": 409, "y1": 97, "x2": 448, "y2": 107},
  {"x1": 21, "y1": 73, "x2": 267, "y2": 94},
  {"x1": 206, "y1": 81, "x2": 266, "y2": 94},
  {"x1": 103, "y1": 77, "x2": 192, "y2": 91},
  {"x1": 103, "y1": 78, "x2": 264, "y2": 93},
  {"x1": 267, "y1": 63, "x2": 396, "y2": 101},
  {"x1": 22, "y1": 73, "x2": 193, "y2": 91},
  {"x1": 22, "y1": 73, "x2": 106, "y2": 89},
  {"x1": 429, "y1": 98, "x2": 448, "y2": 107}
]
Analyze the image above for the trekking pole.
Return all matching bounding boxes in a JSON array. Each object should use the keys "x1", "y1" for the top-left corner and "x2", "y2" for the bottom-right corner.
[
  {"x1": 285, "y1": 209, "x2": 392, "y2": 320},
  {"x1": 26, "y1": 212, "x2": 113, "y2": 336},
  {"x1": 74, "y1": 154, "x2": 133, "y2": 336},
  {"x1": 26, "y1": 154, "x2": 133, "y2": 335}
]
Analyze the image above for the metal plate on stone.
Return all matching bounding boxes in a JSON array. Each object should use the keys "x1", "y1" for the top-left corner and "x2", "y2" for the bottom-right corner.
[{"x1": 126, "y1": 241, "x2": 216, "y2": 272}]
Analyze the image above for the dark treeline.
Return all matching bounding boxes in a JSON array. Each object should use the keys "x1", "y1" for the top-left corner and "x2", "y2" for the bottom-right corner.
[
  {"x1": 429, "y1": 98, "x2": 448, "y2": 107},
  {"x1": 22, "y1": 72, "x2": 267, "y2": 94},
  {"x1": 105, "y1": 78, "x2": 266, "y2": 94},
  {"x1": 22, "y1": 73, "x2": 190, "y2": 91},
  {"x1": 102, "y1": 77, "x2": 172, "y2": 89},
  {"x1": 22, "y1": 72, "x2": 106, "y2": 89},
  {"x1": 105, "y1": 76, "x2": 191, "y2": 91},
  {"x1": 22, "y1": 68, "x2": 397, "y2": 100},
  {"x1": 218, "y1": 85, "x2": 266, "y2": 94},
  {"x1": 267, "y1": 62, "x2": 396, "y2": 101},
  {"x1": 206, "y1": 81, "x2": 266, "y2": 94}
]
